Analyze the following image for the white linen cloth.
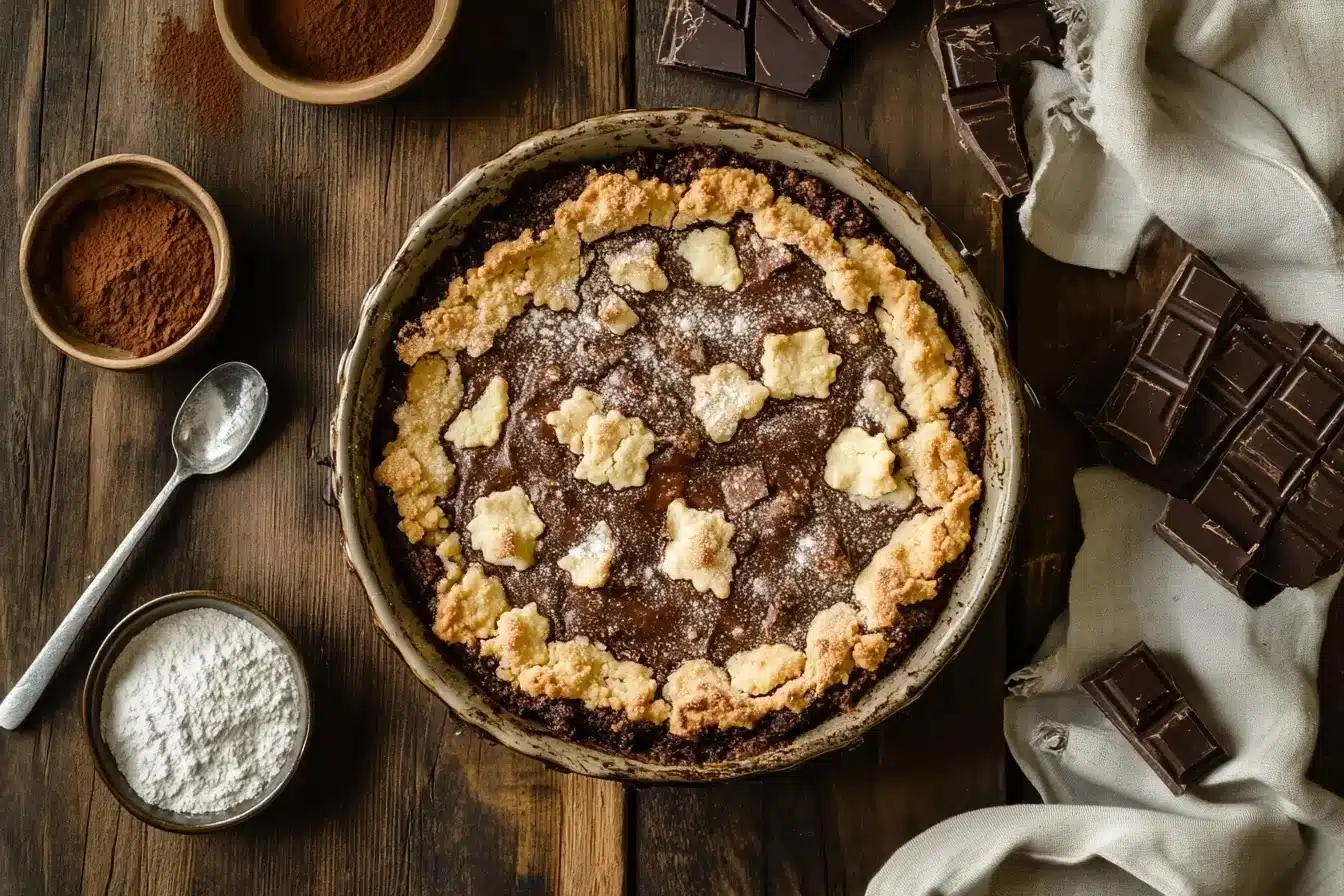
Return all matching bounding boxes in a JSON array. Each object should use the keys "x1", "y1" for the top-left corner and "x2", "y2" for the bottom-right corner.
[{"x1": 869, "y1": 1, "x2": 1344, "y2": 893}]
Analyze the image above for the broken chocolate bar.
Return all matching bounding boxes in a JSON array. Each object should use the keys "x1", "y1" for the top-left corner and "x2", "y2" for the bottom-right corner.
[
  {"x1": 658, "y1": 0, "x2": 845, "y2": 97},
  {"x1": 928, "y1": 1, "x2": 1062, "y2": 196},
  {"x1": 1097, "y1": 254, "x2": 1246, "y2": 465},
  {"x1": 1083, "y1": 642, "x2": 1229, "y2": 796}
]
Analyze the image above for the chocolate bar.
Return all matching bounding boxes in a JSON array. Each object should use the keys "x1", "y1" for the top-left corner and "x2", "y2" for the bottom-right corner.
[
  {"x1": 1097, "y1": 254, "x2": 1246, "y2": 465},
  {"x1": 1083, "y1": 642, "x2": 1229, "y2": 795},
  {"x1": 928, "y1": 1, "x2": 1062, "y2": 197},
  {"x1": 658, "y1": 0, "x2": 871, "y2": 96}
]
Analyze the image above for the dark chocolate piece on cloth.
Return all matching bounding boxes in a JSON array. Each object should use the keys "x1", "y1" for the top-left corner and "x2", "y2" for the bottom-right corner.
[
  {"x1": 659, "y1": 0, "x2": 751, "y2": 79},
  {"x1": 1097, "y1": 254, "x2": 1246, "y2": 465},
  {"x1": 928, "y1": 1, "x2": 1063, "y2": 197},
  {"x1": 1083, "y1": 642, "x2": 1230, "y2": 795},
  {"x1": 1156, "y1": 498, "x2": 1257, "y2": 595},
  {"x1": 805, "y1": 0, "x2": 892, "y2": 36},
  {"x1": 1257, "y1": 430, "x2": 1344, "y2": 586},
  {"x1": 755, "y1": 0, "x2": 834, "y2": 95}
]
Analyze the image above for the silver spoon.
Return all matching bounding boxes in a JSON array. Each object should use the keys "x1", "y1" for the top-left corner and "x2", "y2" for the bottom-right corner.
[{"x1": 0, "y1": 362, "x2": 269, "y2": 730}]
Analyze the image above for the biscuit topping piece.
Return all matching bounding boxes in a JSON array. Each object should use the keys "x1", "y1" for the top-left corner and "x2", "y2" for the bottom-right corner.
[
  {"x1": 824, "y1": 427, "x2": 914, "y2": 507},
  {"x1": 546, "y1": 387, "x2": 605, "y2": 453},
  {"x1": 574, "y1": 410, "x2": 657, "y2": 490},
  {"x1": 678, "y1": 227, "x2": 744, "y2": 292},
  {"x1": 853, "y1": 481, "x2": 980, "y2": 629},
  {"x1": 607, "y1": 239, "x2": 669, "y2": 293},
  {"x1": 446, "y1": 376, "x2": 510, "y2": 450},
  {"x1": 900, "y1": 419, "x2": 980, "y2": 508},
  {"x1": 466, "y1": 486, "x2": 546, "y2": 570},
  {"x1": 433, "y1": 564, "x2": 509, "y2": 646},
  {"x1": 480, "y1": 603, "x2": 551, "y2": 681},
  {"x1": 559, "y1": 521, "x2": 617, "y2": 588},
  {"x1": 661, "y1": 499, "x2": 736, "y2": 599},
  {"x1": 761, "y1": 328, "x2": 842, "y2": 399},
  {"x1": 691, "y1": 362, "x2": 770, "y2": 443},
  {"x1": 596, "y1": 293, "x2": 640, "y2": 335},
  {"x1": 674, "y1": 167, "x2": 775, "y2": 228},
  {"x1": 374, "y1": 353, "x2": 463, "y2": 546},
  {"x1": 858, "y1": 379, "x2": 909, "y2": 440},
  {"x1": 725, "y1": 644, "x2": 805, "y2": 696}
]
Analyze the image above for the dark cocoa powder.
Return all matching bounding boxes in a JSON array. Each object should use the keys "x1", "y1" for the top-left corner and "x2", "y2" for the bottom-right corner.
[
  {"x1": 249, "y1": 0, "x2": 436, "y2": 82},
  {"x1": 149, "y1": 7, "x2": 242, "y2": 134},
  {"x1": 52, "y1": 186, "x2": 216, "y2": 357}
]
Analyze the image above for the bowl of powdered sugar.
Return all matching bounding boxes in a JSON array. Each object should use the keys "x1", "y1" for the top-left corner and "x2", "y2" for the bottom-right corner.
[{"x1": 82, "y1": 591, "x2": 311, "y2": 832}]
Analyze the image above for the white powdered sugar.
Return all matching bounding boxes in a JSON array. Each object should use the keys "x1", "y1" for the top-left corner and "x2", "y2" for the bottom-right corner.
[{"x1": 100, "y1": 607, "x2": 300, "y2": 814}]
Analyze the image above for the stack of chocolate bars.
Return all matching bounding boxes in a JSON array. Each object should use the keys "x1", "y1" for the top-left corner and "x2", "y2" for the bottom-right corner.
[
  {"x1": 1061, "y1": 253, "x2": 1344, "y2": 600},
  {"x1": 659, "y1": 0, "x2": 895, "y2": 96},
  {"x1": 928, "y1": 1, "x2": 1062, "y2": 196}
]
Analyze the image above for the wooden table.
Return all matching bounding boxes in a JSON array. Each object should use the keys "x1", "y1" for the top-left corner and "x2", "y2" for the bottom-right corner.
[{"x1": 2, "y1": 1, "x2": 1340, "y2": 893}]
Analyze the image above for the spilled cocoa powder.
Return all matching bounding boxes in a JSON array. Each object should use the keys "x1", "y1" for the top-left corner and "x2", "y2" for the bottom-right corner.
[
  {"x1": 149, "y1": 6, "x2": 242, "y2": 134},
  {"x1": 51, "y1": 186, "x2": 216, "y2": 357},
  {"x1": 249, "y1": 0, "x2": 436, "y2": 82}
]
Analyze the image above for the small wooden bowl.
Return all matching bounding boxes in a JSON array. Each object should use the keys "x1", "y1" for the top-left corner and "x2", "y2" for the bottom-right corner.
[
  {"x1": 18, "y1": 154, "x2": 233, "y2": 371},
  {"x1": 213, "y1": 0, "x2": 460, "y2": 106},
  {"x1": 82, "y1": 591, "x2": 313, "y2": 834}
]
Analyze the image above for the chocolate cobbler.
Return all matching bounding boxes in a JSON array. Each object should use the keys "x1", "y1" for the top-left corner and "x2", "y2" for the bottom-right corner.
[{"x1": 373, "y1": 146, "x2": 985, "y2": 763}]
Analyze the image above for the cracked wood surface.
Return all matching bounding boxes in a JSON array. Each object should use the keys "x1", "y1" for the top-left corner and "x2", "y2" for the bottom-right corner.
[{"x1": 6, "y1": 1, "x2": 1335, "y2": 894}]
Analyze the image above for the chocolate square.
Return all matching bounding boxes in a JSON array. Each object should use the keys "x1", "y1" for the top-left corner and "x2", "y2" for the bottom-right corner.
[{"x1": 1083, "y1": 643, "x2": 1230, "y2": 795}]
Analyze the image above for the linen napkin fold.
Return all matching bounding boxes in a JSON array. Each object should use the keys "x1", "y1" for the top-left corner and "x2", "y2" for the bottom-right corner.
[{"x1": 869, "y1": 1, "x2": 1344, "y2": 892}]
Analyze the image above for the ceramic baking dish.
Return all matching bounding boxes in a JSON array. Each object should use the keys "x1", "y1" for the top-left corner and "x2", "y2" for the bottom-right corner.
[{"x1": 332, "y1": 108, "x2": 1028, "y2": 782}]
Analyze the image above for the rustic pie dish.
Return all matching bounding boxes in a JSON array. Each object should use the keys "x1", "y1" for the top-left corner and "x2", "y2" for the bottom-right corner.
[{"x1": 333, "y1": 109, "x2": 1027, "y2": 782}]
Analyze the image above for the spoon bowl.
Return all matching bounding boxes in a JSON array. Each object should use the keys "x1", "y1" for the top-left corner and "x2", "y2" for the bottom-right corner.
[{"x1": 172, "y1": 362, "x2": 269, "y2": 475}]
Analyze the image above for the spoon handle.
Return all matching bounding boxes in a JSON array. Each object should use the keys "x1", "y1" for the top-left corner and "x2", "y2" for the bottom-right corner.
[{"x1": 0, "y1": 468, "x2": 191, "y2": 730}]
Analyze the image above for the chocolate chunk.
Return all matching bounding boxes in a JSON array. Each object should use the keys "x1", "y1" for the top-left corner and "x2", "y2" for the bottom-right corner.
[
  {"x1": 721, "y1": 463, "x2": 770, "y2": 514},
  {"x1": 1083, "y1": 643, "x2": 1229, "y2": 795},
  {"x1": 755, "y1": 0, "x2": 834, "y2": 96},
  {"x1": 1155, "y1": 498, "x2": 1257, "y2": 594},
  {"x1": 928, "y1": 1, "x2": 1062, "y2": 197},
  {"x1": 659, "y1": 0, "x2": 750, "y2": 79},
  {"x1": 1097, "y1": 255, "x2": 1246, "y2": 465}
]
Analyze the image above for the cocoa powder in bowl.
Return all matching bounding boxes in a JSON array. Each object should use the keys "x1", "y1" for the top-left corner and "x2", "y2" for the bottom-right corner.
[
  {"x1": 249, "y1": 0, "x2": 437, "y2": 82},
  {"x1": 49, "y1": 186, "x2": 216, "y2": 357}
]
